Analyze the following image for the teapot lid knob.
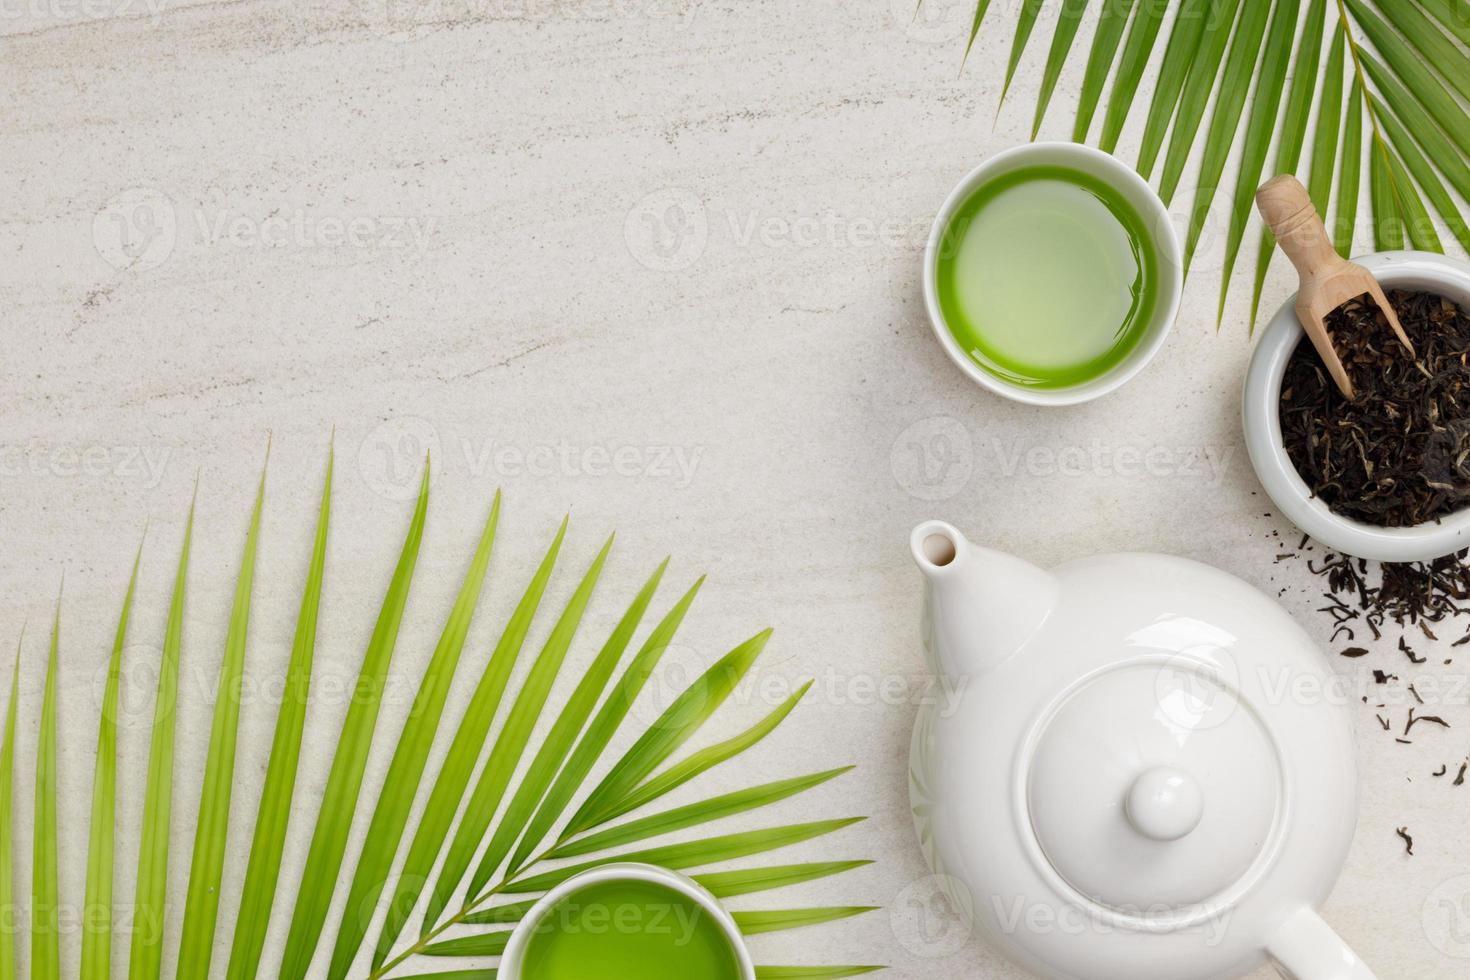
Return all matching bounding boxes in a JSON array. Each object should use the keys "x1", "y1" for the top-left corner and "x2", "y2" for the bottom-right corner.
[{"x1": 1125, "y1": 767, "x2": 1204, "y2": 842}]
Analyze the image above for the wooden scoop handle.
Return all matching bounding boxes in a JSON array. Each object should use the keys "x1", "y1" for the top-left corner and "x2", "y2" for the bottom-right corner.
[{"x1": 1256, "y1": 174, "x2": 1343, "y2": 280}]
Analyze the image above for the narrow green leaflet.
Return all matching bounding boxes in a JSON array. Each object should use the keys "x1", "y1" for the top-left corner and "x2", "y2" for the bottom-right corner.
[
  {"x1": 327, "y1": 493, "x2": 502, "y2": 980},
  {"x1": 1099, "y1": 0, "x2": 1167, "y2": 153},
  {"x1": 463, "y1": 560, "x2": 668, "y2": 904},
  {"x1": 1371, "y1": 0, "x2": 1470, "y2": 106},
  {"x1": 129, "y1": 497, "x2": 195, "y2": 980},
  {"x1": 504, "y1": 817, "x2": 866, "y2": 895},
  {"x1": 503, "y1": 576, "x2": 705, "y2": 878},
  {"x1": 462, "y1": 899, "x2": 538, "y2": 926},
  {"x1": 999, "y1": 0, "x2": 1045, "y2": 108},
  {"x1": 423, "y1": 534, "x2": 614, "y2": 933},
  {"x1": 1360, "y1": 51, "x2": 1470, "y2": 204},
  {"x1": 1343, "y1": 0, "x2": 1470, "y2": 159},
  {"x1": 176, "y1": 461, "x2": 267, "y2": 977},
  {"x1": 564, "y1": 629, "x2": 773, "y2": 837},
  {"x1": 278, "y1": 465, "x2": 430, "y2": 980},
  {"x1": 421, "y1": 932, "x2": 511, "y2": 958},
  {"x1": 1386, "y1": 142, "x2": 1439, "y2": 252},
  {"x1": 0, "y1": 643, "x2": 17, "y2": 980},
  {"x1": 394, "y1": 972, "x2": 496, "y2": 980},
  {"x1": 33, "y1": 599, "x2": 61, "y2": 980},
  {"x1": 1417, "y1": 0, "x2": 1470, "y2": 47},
  {"x1": 1335, "y1": 79, "x2": 1363, "y2": 257},
  {"x1": 1214, "y1": 0, "x2": 1299, "y2": 316},
  {"x1": 735, "y1": 907, "x2": 877, "y2": 936},
  {"x1": 695, "y1": 861, "x2": 874, "y2": 899},
  {"x1": 591, "y1": 681, "x2": 812, "y2": 828},
  {"x1": 372, "y1": 520, "x2": 568, "y2": 966},
  {"x1": 551, "y1": 768, "x2": 853, "y2": 859},
  {"x1": 80, "y1": 537, "x2": 143, "y2": 980},
  {"x1": 1306, "y1": 29, "x2": 1346, "y2": 218},
  {"x1": 960, "y1": 0, "x2": 995, "y2": 68},
  {"x1": 754, "y1": 968, "x2": 883, "y2": 979},
  {"x1": 1136, "y1": 0, "x2": 1210, "y2": 177},
  {"x1": 1369, "y1": 138, "x2": 1404, "y2": 252},
  {"x1": 226, "y1": 451, "x2": 333, "y2": 980},
  {"x1": 1375, "y1": 102, "x2": 1470, "y2": 253},
  {"x1": 1158, "y1": 0, "x2": 1244, "y2": 204},
  {"x1": 1071, "y1": 0, "x2": 1137, "y2": 143},
  {"x1": 1031, "y1": 0, "x2": 1089, "y2": 138},
  {"x1": 1179, "y1": 0, "x2": 1274, "y2": 271},
  {"x1": 1249, "y1": 0, "x2": 1328, "y2": 330}
]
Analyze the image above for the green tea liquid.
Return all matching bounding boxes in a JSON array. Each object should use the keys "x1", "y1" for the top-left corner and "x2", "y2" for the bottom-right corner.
[
  {"x1": 934, "y1": 164, "x2": 1161, "y2": 388},
  {"x1": 520, "y1": 879, "x2": 742, "y2": 980}
]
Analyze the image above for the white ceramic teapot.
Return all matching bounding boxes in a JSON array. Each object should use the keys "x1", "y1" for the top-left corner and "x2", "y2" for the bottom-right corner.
[{"x1": 908, "y1": 521, "x2": 1375, "y2": 980}]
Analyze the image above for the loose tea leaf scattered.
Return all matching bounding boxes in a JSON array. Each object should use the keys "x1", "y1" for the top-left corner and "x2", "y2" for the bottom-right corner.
[
  {"x1": 1280, "y1": 290, "x2": 1470, "y2": 527},
  {"x1": 1396, "y1": 826, "x2": 1414, "y2": 855}
]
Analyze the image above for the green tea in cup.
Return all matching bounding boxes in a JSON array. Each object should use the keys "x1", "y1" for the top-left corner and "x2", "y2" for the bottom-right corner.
[
  {"x1": 520, "y1": 877, "x2": 744, "y2": 980},
  {"x1": 933, "y1": 163, "x2": 1163, "y2": 389}
]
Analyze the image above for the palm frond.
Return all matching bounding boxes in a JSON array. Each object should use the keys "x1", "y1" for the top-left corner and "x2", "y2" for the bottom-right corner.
[
  {"x1": 1072, "y1": 0, "x2": 1138, "y2": 143},
  {"x1": 0, "y1": 463, "x2": 876, "y2": 979}
]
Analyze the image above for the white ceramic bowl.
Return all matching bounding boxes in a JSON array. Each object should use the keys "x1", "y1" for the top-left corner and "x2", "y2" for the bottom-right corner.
[
  {"x1": 922, "y1": 142, "x2": 1183, "y2": 406},
  {"x1": 497, "y1": 863, "x2": 755, "y2": 979},
  {"x1": 1243, "y1": 250, "x2": 1470, "y2": 562}
]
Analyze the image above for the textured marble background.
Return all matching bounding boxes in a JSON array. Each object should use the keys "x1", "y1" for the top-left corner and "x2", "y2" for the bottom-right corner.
[{"x1": 2, "y1": 0, "x2": 1467, "y2": 976}]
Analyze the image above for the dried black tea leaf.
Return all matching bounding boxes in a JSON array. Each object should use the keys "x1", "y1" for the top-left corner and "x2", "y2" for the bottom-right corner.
[
  {"x1": 1396, "y1": 827, "x2": 1414, "y2": 855},
  {"x1": 1281, "y1": 290, "x2": 1470, "y2": 527}
]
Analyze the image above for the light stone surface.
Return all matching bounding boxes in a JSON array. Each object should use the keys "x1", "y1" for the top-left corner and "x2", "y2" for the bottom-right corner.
[{"x1": 1, "y1": 0, "x2": 1466, "y2": 977}]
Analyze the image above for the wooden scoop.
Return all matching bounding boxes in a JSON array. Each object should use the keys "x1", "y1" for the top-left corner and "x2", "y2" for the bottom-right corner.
[{"x1": 1255, "y1": 173, "x2": 1414, "y2": 399}]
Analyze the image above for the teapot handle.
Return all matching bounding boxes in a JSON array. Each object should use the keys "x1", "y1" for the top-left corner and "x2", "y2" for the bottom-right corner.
[{"x1": 1267, "y1": 906, "x2": 1376, "y2": 980}]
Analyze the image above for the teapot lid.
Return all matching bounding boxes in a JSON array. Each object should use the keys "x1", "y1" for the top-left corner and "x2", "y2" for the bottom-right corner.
[{"x1": 1022, "y1": 657, "x2": 1283, "y2": 919}]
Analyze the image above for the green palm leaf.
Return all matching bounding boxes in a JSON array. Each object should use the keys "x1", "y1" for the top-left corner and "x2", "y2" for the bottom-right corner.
[
  {"x1": 503, "y1": 818, "x2": 866, "y2": 895},
  {"x1": 1000, "y1": 0, "x2": 1046, "y2": 109},
  {"x1": 129, "y1": 494, "x2": 195, "y2": 980},
  {"x1": 1369, "y1": 137, "x2": 1405, "y2": 250},
  {"x1": 735, "y1": 907, "x2": 877, "y2": 936},
  {"x1": 176, "y1": 459, "x2": 267, "y2": 977},
  {"x1": 33, "y1": 597, "x2": 61, "y2": 980},
  {"x1": 422, "y1": 533, "x2": 615, "y2": 932},
  {"x1": 1360, "y1": 51, "x2": 1470, "y2": 204},
  {"x1": 1215, "y1": 0, "x2": 1300, "y2": 317},
  {"x1": 589, "y1": 681, "x2": 812, "y2": 828},
  {"x1": 1375, "y1": 101, "x2": 1470, "y2": 254},
  {"x1": 1370, "y1": 0, "x2": 1470, "y2": 106},
  {"x1": 1135, "y1": 0, "x2": 1209, "y2": 177},
  {"x1": 0, "y1": 640, "x2": 17, "y2": 980},
  {"x1": 549, "y1": 768, "x2": 854, "y2": 859},
  {"x1": 80, "y1": 536, "x2": 142, "y2": 980},
  {"x1": 1179, "y1": 0, "x2": 1274, "y2": 272},
  {"x1": 1158, "y1": 0, "x2": 1243, "y2": 203},
  {"x1": 1306, "y1": 28, "x2": 1346, "y2": 220},
  {"x1": 1032, "y1": 0, "x2": 1089, "y2": 139},
  {"x1": 754, "y1": 967, "x2": 884, "y2": 978},
  {"x1": 1072, "y1": 0, "x2": 1137, "y2": 143},
  {"x1": 1418, "y1": 0, "x2": 1470, "y2": 46},
  {"x1": 226, "y1": 450, "x2": 332, "y2": 980},
  {"x1": 564, "y1": 629, "x2": 772, "y2": 838},
  {"x1": 1335, "y1": 78, "x2": 1363, "y2": 257},
  {"x1": 326, "y1": 492, "x2": 501, "y2": 979},
  {"x1": 695, "y1": 861, "x2": 874, "y2": 899},
  {"x1": 278, "y1": 463, "x2": 430, "y2": 979},
  {"x1": 1249, "y1": 0, "x2": 1329, "y2": 330},
  {"x1": 1099, "y1": 0, "x2": 1167, "y2": 152},
  {"x1": 371, "y1": 518, "x2": 569, "y2": 965},
  {"x1": 0, "y1": 468, "x2": 878, "y2": 980},
  {"x1": 460, "y1": 559, "x2": 668, "y2": 909}
]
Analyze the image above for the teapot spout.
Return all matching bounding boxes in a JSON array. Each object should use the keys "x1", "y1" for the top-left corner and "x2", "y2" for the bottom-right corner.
[{"x1": 911, "y1": 521, "x2": 1058, "y2": 680}]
